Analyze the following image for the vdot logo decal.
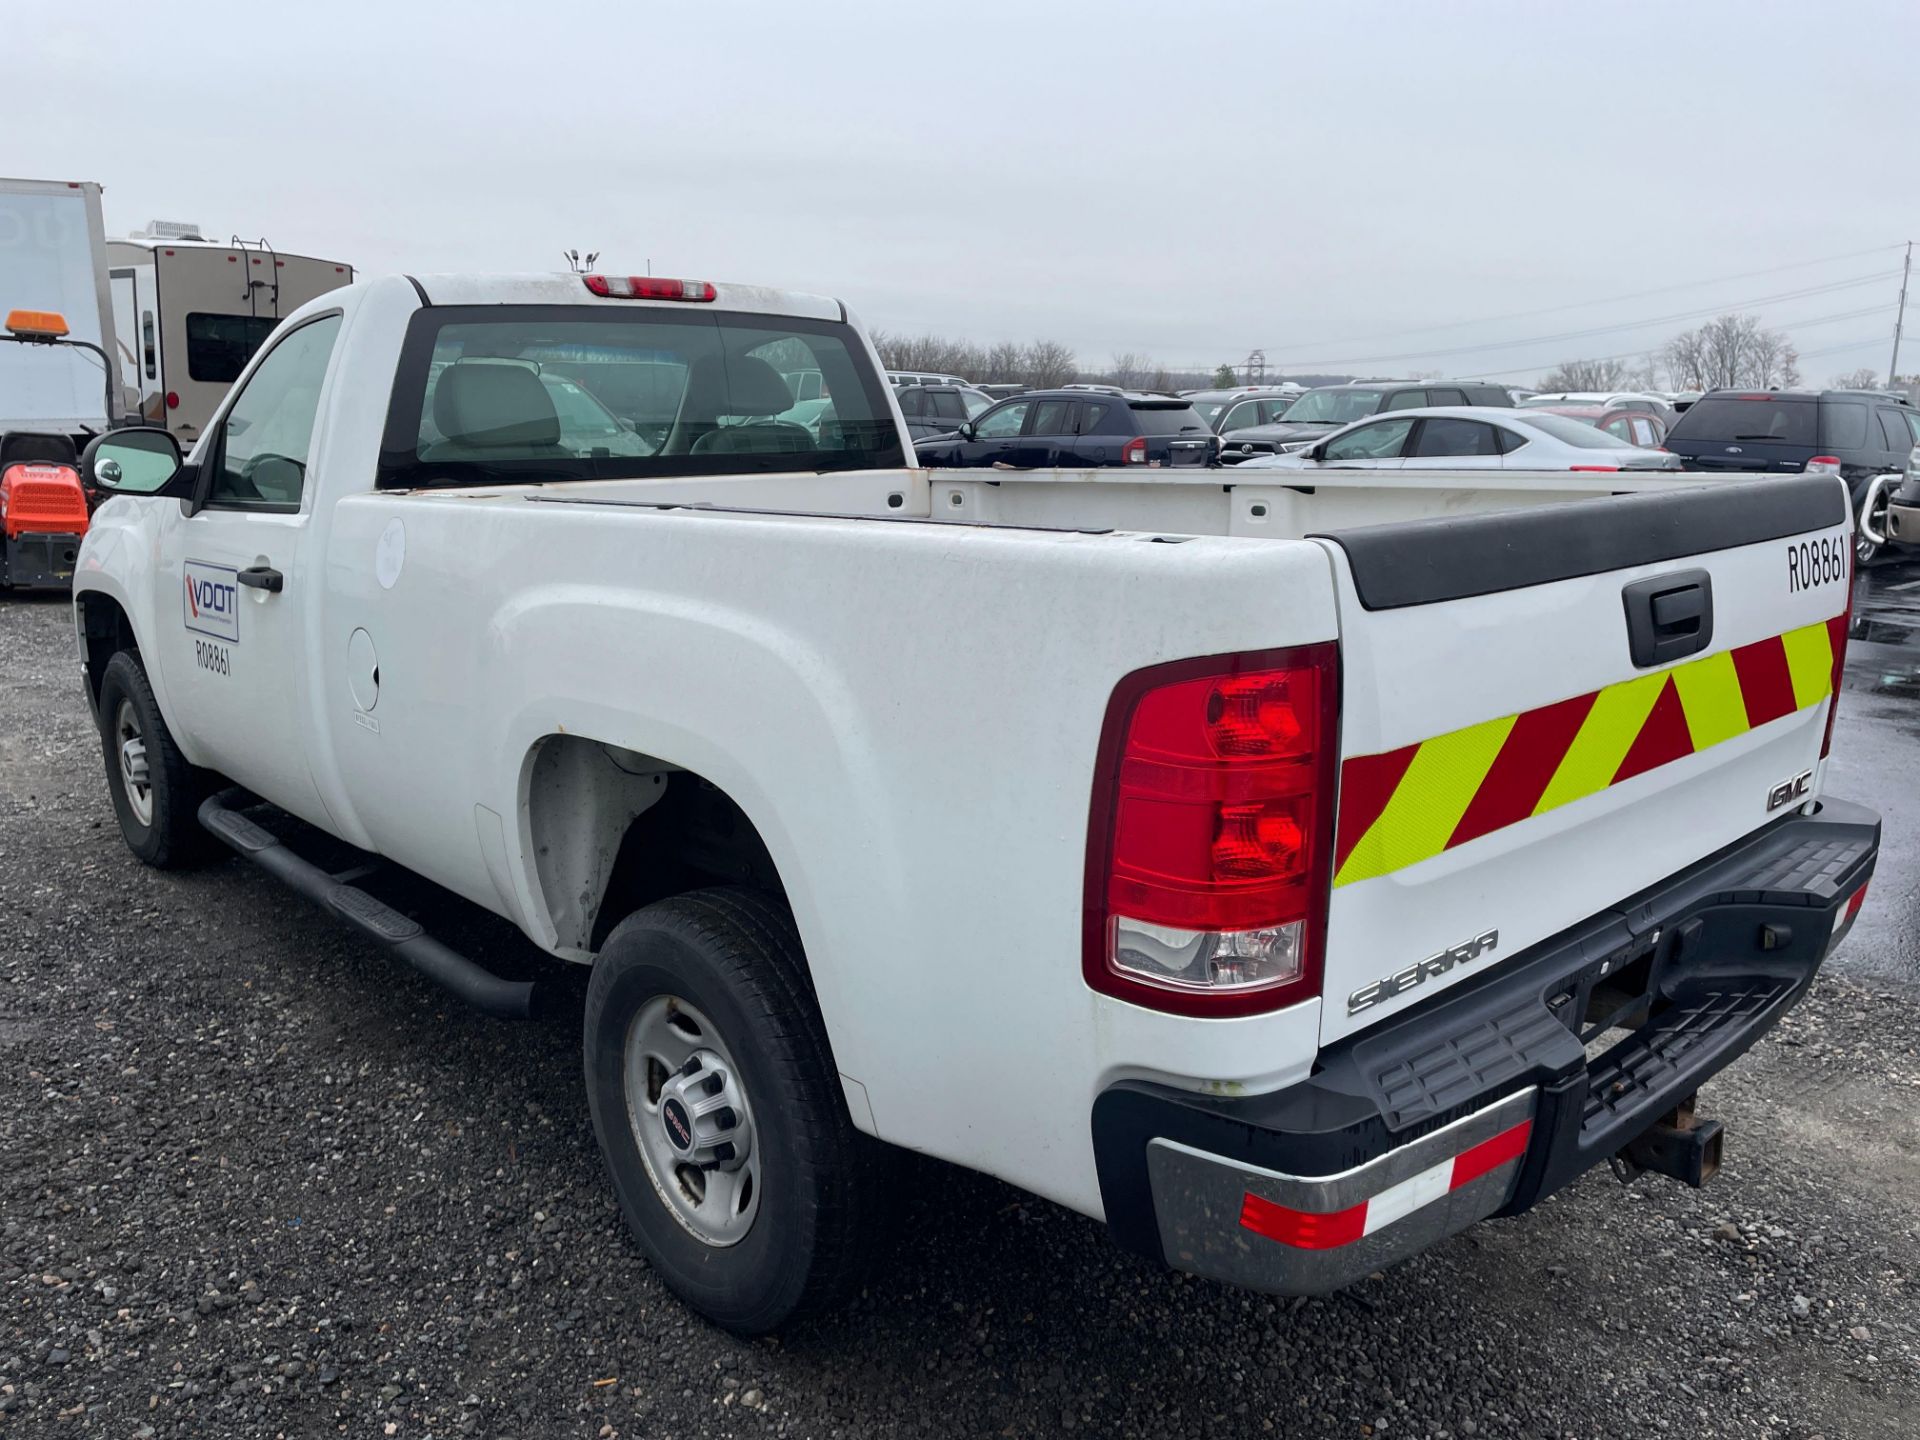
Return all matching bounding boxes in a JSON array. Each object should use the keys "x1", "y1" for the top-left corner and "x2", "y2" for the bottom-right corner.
[{"x1": 183, "y1": 561, "x2": 241, "y2": 643}]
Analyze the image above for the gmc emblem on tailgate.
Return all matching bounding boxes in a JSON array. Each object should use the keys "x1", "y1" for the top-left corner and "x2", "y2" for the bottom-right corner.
[
  {"x1": 1767, "y1": 769, "x2": 1814, "y2": 812},
  {"x1": 1349, "y1": 930, "x2": 1500, "y2": 1015}
]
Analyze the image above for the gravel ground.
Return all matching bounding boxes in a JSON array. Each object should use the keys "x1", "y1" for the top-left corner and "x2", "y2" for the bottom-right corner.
[{"x1": 2, "y1": 587, "x2": 1917, "y2": 1440}]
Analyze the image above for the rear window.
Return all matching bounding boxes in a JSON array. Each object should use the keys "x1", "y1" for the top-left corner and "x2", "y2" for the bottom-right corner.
[
  {"x1": 1669, "y1": 396, "x2": 1818, "y2": 448},
  {"x1": 1517, "y1": 413, "x2": 1637, "y2": 449},
  {"x1": 379, "y1": 306, "x2": 904, "y2": 487},
  {"x1": 185, "y1": 313, "x2": 280, "y2": 384},
  {"x1": 1128, "y1": 402, "x2": 1208, "y2": 435}
]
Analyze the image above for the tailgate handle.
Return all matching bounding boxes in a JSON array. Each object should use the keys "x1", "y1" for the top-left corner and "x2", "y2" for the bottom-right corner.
[{"x1": 1622, "y1": 569, "x2": 1713, "y2": 668}]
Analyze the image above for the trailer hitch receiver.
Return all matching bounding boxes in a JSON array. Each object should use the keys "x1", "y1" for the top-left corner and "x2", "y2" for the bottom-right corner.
[{"x1": 1613, "y1": 1095, "x2": 1723, "y2": 1189}]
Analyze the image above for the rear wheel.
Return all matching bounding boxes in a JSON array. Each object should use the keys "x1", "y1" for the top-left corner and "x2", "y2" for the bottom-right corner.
[
  {"x1": 583, "y1": 887, "x2": 888, "y2": 1334},
  {"x1": 97, "y1": 650, "x2": 213, "y2": 867}
]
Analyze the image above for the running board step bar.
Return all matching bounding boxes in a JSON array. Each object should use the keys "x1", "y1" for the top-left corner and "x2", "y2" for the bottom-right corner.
[{"x1": 198, "y1": 789, "x2": 543, "y2": 1020}]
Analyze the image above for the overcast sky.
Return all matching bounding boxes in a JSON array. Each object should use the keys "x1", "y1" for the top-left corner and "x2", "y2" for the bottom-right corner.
[{"x1": 18, "y1": 0, "x2": 1918, "y2": 382}]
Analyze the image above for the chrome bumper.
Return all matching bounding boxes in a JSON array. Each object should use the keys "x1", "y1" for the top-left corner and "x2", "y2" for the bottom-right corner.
[{"x1": 1143, "y1": 1090, "x2": 1535, "y2": 1294}]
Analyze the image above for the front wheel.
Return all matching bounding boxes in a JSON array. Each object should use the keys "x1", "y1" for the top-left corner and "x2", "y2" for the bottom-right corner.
[
  {"x1": 96, "y1": 650, "x2": 214, "y2": 868},
  {"x1": 583, "y1": 887, "x2": 889, "y2": 1334}
]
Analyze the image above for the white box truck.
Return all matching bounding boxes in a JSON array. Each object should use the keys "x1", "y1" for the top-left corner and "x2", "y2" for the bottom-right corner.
[
  {"x1": 108, "y1": 223, "x2": 352, "y2": 444},
  {"x1": 0, "y1": 177, "x2": 120, "y2": 445}
]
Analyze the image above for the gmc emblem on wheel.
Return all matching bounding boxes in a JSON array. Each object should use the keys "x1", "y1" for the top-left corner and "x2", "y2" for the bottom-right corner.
[
  {"x1": 1349, "y1": 930, "x2": 1500, "y2": 1015},
  {"x1": 1767, "y1": 768, "x2": 1814, "y2": 812}
]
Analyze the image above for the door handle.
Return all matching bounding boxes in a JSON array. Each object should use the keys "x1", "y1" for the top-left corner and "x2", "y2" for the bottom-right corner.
[
  {"x1": 1621, "y1": 569, "x2": 1712, "y2": 668},
  {"x1": 236, "y1": 565, "x2": 284, "y2": 594}
]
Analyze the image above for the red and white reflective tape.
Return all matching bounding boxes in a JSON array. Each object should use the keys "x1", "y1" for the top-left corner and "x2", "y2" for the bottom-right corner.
[
  {"x1": 1832, "y1": 883, "x2": 1869, "y2": 936},
  {"x1": 1239, "y1": 1118, "x2": 1533, "y2": 1250}
]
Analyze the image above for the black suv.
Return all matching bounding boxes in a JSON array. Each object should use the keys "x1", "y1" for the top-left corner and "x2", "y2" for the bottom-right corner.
[
  {"x1": 1220, "y1": 380, "x2": 1514, "y2": 462},
  {"x1": 912, "y1": 390, "x2": 1217, "y2": 468},
  {"x1": 1664, "y1": 389, "x2": 1920, "y2": 561}
]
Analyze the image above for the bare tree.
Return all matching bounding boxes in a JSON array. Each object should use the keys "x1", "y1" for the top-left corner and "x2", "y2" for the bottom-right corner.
[
  {"x1": 984, "y1": 341, "x2": 1025, "y2": 384},
  {"x1": 1832, "y1": 366, "x2": 1879, "y2": 390},
  {"x1": 1663, "y1": 314, "x2": 1799, "y2": 391},
  {"x1": 1746, "y1": 328, "x2": 1800, "y2": 390},
  {"x1": 1145, "y1": 367, "x2": 1173, "y2": 393},
  {"x1": 1108, "y1": 352, "x2": 1146, "y2": 389},
  {"x1": 1539, "y1": 357, "x2": 1634, "y2": 392},
  {"x1": 1022, "y1": 340, "x2": 1079, "y2": 389}
]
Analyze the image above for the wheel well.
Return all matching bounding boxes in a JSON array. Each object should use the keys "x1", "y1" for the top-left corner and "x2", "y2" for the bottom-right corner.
[
  {"x1": 77, "y1": 592, "x2": 138, "y2": 710},
  {"x1": 523, "y1": 734, "x2": 783, "y2": 956}
]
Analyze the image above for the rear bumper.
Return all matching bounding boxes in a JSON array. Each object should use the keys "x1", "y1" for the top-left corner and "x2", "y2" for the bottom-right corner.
[
  {"x1": 1886, "y1": 496, "x2": 1920, "y2": 547},
  {"x1": 1, "y1": 531, "x2": 83, "y2": 588},
  {"x1": 1092, "y1": 798, "x2": 1878, "y2": 1296}
]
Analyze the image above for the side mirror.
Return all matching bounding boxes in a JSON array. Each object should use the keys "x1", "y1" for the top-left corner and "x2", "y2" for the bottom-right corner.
[
  {"x1": 957, "y1": 421, "x2": 977, "y2": 441},
  {"x1": 82, "y1": 427, "x2": 182, "y2": 496}
]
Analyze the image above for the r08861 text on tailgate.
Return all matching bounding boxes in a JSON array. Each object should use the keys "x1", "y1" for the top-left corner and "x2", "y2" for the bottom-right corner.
[{"x1": 1787, "y1": 533, "x2": 1846, "y2": 594}]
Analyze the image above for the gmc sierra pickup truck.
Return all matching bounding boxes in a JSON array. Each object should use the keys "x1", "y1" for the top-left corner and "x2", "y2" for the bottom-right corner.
[{"x1": 71, "y1": 272, "x2": 1878, "y2": 1335}]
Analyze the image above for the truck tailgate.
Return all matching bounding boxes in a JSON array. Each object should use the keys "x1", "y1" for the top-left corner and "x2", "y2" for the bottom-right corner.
[{"x1": 1314, "y1": 475, "x2": 1851, "y2": 1045}]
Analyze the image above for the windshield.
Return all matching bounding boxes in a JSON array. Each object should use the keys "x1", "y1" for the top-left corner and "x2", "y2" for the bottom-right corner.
[
  {"x1": 1192, "y1": 399, "x2": 1229, "y2": 427},
  {"x1": 1517, "y1": 413, "x2": 1637, "y2": 449},
  {"x1": 1281, "y1": 389, "x2": 1385, "y2": 424},
  {"x1": 1669, "y1": 396, "x2": 1818, "y2": 448},
  {"x1": 381, "y1": 307, "x2": 905, "y2": 487}
]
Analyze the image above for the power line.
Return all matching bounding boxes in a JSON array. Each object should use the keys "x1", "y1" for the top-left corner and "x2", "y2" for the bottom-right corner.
[
  {"x1": 1269, "y1": 271, "x2": 1902, "y2": 370},
  {"x1": 1463, "y1": 306, "x2": 1898, "y2": 379},
  {"x1": 1244, "y1": 243, "x2": 1908, "y2": 356}
]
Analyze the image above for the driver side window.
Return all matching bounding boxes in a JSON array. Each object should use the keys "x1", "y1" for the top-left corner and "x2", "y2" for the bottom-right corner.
[
  {"x1": 208, "y1": 314, "x2": 342, "y2": 511},
  {"x1": 1324, "y1": 417, "x2": 1414, "y2": 461},
  {"x1": 974, "y1": 401, "x2": 1030, "y2": 438}
]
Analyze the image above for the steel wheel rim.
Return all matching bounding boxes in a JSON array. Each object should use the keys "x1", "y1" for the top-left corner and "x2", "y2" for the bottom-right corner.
[
  {"x1": 623, "y1": 994, "x2": 761, "y2": 1247},
  {"x1": 114, "y1": 698, "x2": 154, "y2": 828}
]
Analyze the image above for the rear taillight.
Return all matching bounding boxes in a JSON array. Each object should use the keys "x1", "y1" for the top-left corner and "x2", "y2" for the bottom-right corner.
[
  {"x1": 165, "y1": 390, "x2": 179, "y2": 410},
  {"x1": 1084, "y1": 644, "x2": 1338, "y2": 1017},
  {"x1": 1806, "y1": 456, "x2": 1842, "y2": 473},
  {"x1": 582, "y1": 274, "x2": 716, "y2": 302},
  {"x1": 1122, "y1": 436, "x2": 1148, "y2": 465}
]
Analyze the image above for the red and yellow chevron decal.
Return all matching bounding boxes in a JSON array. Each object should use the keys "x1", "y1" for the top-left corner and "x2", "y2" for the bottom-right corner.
[{"x1": 1333, "y1": 615, "x2": 1847, "y2": 888}]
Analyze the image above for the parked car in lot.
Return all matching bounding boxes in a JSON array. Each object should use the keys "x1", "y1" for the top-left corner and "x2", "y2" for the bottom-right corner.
[
  {"x1": 1520, "y1": 391, "x2": 1674, "y2": 421},
  {"x1": 912, "y1": 388, "x2": 1216, "y2": 467},
  {"x1": 888, "y1": 369, "x2": 969, "y2": 389},
  {"x1": 1879, "y1": 444, "x2": 1920, "y2": 551},
  {"x1": 1536, "y1": 404, "x2": 1669, "y2": 448},
  {"x1": 1663, "y1": 389, "x2": 1920, "y2": 562},
  {"x1": 894, "y1": 382, "x2": 993, "y2": 440},
  {"x1": 1240, "y1": 407, "x2": 1684, "y2": 473},
  {"x1": 1220, "y1": 380, "x2": 1514, "y2": 462},
  {"x1": 69, "y1": 269, "x2": 1875, "y2": 1338},
  {"x1": 1186, "y1": 386, "x2": 1304, "y2": 434}
]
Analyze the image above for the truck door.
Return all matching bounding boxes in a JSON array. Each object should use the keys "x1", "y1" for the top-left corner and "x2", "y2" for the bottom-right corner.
[{"x1": 154, "y1": 311, "x2": 342, "y2": 830}]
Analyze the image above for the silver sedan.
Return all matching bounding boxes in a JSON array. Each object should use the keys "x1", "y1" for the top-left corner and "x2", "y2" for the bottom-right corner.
[{"x1": 1238, "y1": 406, "x2": 1685, "y2": 472}]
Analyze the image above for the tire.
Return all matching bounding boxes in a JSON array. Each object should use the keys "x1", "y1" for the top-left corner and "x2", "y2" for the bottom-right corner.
[
  {"x1": 583, "y1": 886, "x2": 887, "y2": 1334},
  {"x1": 97, "y1": 650, "x2": 214, "y2": 868}
]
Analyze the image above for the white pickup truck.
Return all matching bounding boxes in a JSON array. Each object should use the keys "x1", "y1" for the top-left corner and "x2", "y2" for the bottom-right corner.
[{"x1": 70, "y1": 272, "x2": 1878, "y2": 1334}]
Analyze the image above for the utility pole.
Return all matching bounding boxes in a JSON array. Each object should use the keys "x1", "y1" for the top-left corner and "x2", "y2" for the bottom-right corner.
[{"x1": 1890, "y1": 240, "x2": 1912, "y2": 386}]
